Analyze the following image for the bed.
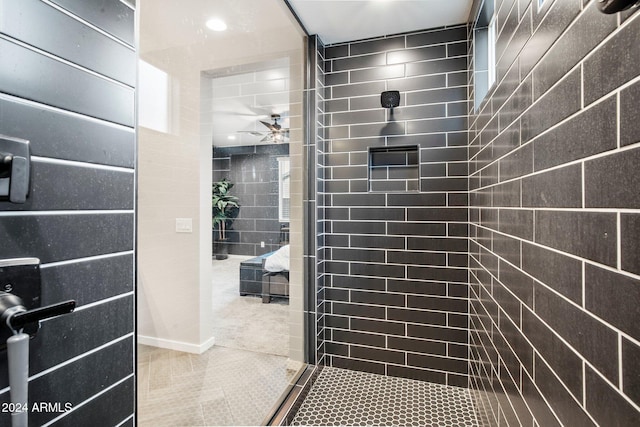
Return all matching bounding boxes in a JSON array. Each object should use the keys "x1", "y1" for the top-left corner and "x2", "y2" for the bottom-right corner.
[{"x1": 239, "y1": 245, "x2": 289, "y2": 303}]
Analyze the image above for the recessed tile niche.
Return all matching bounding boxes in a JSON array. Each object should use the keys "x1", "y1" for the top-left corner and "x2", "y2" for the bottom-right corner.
[{"x1": 368, "y1": 145, "x2": 420, "y2": 192}]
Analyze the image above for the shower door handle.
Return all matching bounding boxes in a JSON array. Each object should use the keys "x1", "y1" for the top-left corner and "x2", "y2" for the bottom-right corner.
[
  {"x1": 6, "y1": 299, "x2": 76, "y2": 331},
  {"x1": 0, "y1": 292, "x2": 76, "y2": 427}
]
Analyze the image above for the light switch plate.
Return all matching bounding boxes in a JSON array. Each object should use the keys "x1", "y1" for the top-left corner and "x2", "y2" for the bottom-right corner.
[{"x1": 175, "y1": 218, "x2": 193, "y2": 233}]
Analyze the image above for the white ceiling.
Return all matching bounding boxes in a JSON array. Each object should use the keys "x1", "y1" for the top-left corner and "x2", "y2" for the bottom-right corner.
[
  {"x1": 139, "y1": 0, "x2": 303, "y2": 54},
  {"x1": 287, "y1": 0, "x2": 474, "y2": 45}
]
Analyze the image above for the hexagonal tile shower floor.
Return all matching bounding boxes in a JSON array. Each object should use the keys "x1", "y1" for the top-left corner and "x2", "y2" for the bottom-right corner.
[{"x1": 290, "y1": 367, "x2": 479, "y2": 427}]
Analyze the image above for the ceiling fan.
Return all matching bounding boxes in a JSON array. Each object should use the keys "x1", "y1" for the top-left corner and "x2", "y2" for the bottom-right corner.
[{"x1": 238, "y1": 114, "x2": 289, "y2": 143}]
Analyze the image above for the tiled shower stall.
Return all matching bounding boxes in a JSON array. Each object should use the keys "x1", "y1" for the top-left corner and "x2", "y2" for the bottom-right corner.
[
  {"x1": 302, "y1": 0, "x2": 640, "y2": 425},
  {"x1": 316, "y1": 23, "x2": 472, "y2": 385}
]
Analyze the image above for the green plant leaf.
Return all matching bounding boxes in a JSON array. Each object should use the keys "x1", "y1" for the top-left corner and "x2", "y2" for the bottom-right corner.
[{"x1": 212, "y1": 178, "x2": 240, "y2": 240}]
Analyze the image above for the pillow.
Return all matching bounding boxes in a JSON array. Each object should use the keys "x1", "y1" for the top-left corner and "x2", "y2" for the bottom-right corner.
[{"x1": 264, "y1": 244, "x2": 290, "y2": 272}]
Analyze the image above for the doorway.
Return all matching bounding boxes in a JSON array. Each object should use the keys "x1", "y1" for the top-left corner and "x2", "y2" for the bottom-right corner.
[{"x1": 206, "y1": 58, "x2": 295, "y2": 359}]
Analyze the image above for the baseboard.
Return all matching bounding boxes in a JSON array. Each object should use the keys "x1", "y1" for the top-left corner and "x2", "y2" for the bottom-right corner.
[{"x1": 138, "y1": 334, "x2": 216, "y2": 354}]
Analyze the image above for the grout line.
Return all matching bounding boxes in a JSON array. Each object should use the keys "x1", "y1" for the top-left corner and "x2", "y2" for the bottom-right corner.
[
  {"x1": 115, "y1": 414, "x2": 135, "y2": 427},
  {"x1": 581, "y1": 261, "x2": 586, "y2": 309},
  {"x1": 581, "y1": 63, "x2": 585, "y2": 109},
  {"x1": 0, "y1": 210, "x2": 133, "y2": 217},
  {"x1": 531, "y1": 209, "x2": 535, "y2": 243},
  {"x1": 40, "y1": 251, "x2": 134, "y2": 269},
  {"x1": 118, "y1": 0, "x2": 135, "y2": 10},
  {"x1": 52, "y1": 291, "x2": 134, "y2": 314},
  {"x1": 617, "y1": 91, "x2": 622, "y2": 149},
  {"x1": 619, "y1": 334, "x2": 624, "y2": 390},
  {"x1": 617, "y1": 212, "x2": 622, "y2": 270},
  {"x1": 583, "y1": 361, "x2": 587, "y2": 407},
  {"x1": 328, "y1": 86, "x2": 470, "y2": 107},
  {"x1": 467, "y1": 205, "x2": 640, "y2": 214},
  {"x1": 32, "y1": 156, "x2": 134, "y2": 173},
  {"x1": 581, "y1": 161, "x2": 586, "y2": 209}
]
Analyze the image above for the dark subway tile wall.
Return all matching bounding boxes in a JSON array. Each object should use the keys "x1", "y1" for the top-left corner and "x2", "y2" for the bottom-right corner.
[
  {"x1": 317, "y1": 24, "x2": 470, "y2": 386},
  {"x1": 306, "y1": 35, "x2": 327, "y2": 365},
  {"x1": 0, "y1": 0, "x2": 135, "y2": 425},
  {"x1": 213, "y1": 144, "x2": 289, "y2": 256},
  {"x1": 469, "y1": 0, "x2": 640, "y2": 426},
  {"x1": 0, "y1": 37, "x2": 134, "y2": 127}
]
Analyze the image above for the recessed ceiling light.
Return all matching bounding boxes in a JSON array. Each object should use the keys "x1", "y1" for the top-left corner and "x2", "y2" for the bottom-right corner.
[
  {"x1": 227, "y1": 135, "x2": 236, "y2": 140},
  {"x1": 206, "y1": 18, "x2": 227, "y2": 32}
]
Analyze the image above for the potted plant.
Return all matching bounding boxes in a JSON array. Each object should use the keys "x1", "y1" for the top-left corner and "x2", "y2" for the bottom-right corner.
[{"x1": 212, "y1": 178, "x2": 240, "y2": 260}]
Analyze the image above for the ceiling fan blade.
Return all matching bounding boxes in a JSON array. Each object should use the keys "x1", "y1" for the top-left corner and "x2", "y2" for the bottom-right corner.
[
  {"x1": 260, "y1": 135, "x2": 271, "y2": 143},
  {"x1": 259, "y1": 120, "x2": 277, "y2": 131},
  {"x1": 237, "y1": 131, "x2": 265, "y2": 136},
  {"x1": 213, "y1": 111, "x2": 257, "y2": 116}
]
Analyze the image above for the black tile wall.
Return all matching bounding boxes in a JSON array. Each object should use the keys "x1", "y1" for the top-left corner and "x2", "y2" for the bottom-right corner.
[
  {"x1": 40, "y1": 253, "x2": 133, "y2": 307},
  {"x1": 468, "y1": 0, "x2": 640, "y2": 425},
  {"x1": 1, "y1": 0, "x2": 136, "y2": 86},
  {"x1": 53, "y1": 376, "x2": 135, "y2": 427},
  {"x1": 0, "y1": 214, "x2": 134, "y2": 263},
  {"x1": 316, "y1": 24, "x2": 469, "y2": 386},
  {"x1": 0, "y1": 1, "x2": 135, "y2": 425},
  {"x1": 1, "y1": 161, "x2": 134, "y2": 211},
  {"x1": 0, "y1": 97, "x2": 135, "y2": 168},
  {"x1": 0, "y1": 38, "x2": 134, "y2": 127},
  {"x1": 48, "y1": 0, "x2": 135, "y2": 47},
  {"x1": 621, "y1": 80, "x2": 640, "y2": 146},
  {"x1": 621, "y1": 213, "x2": 640, "y2": 276},
  {"x1": 213, "y1": 144, "x2": 289, "y2": 256}
]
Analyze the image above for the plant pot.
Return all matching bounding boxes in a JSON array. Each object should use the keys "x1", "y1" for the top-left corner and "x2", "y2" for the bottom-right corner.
[{"x1": 215, "y1": 239, "x2": 229, "y2": 260}]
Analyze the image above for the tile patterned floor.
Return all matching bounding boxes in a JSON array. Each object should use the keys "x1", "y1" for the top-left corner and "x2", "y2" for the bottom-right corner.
[
  {"x1": 137, "y1": 257, "x2": 296, "y2": 426},
  {"x1": 138, "y1": 344, "x2": 297, "y2": 426},
  {"x1": 291, "y1": 367, "x2": 479, "y2": 427}
]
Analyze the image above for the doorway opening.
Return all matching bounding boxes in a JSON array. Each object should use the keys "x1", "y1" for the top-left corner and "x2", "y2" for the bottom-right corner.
[{"x1": 206, "y1": 57, "x2": 300, "y2": 360}]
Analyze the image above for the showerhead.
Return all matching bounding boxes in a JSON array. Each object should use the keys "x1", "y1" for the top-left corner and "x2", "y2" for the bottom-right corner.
[{"x1": 381, "y1": 90, "x2": 400, "y2": 109}]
